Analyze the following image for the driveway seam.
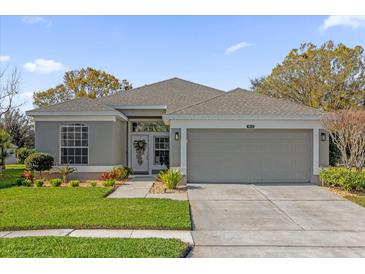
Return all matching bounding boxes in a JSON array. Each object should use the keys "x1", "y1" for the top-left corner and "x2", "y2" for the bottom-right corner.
[{"x1": 251, "y1": 185, "x2": 306, "y2": 231}]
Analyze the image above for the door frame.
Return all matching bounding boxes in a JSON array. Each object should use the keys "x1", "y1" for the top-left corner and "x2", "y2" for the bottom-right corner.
[{"x1": 128, "y1": 119, "x2": 169, "y2": 175}]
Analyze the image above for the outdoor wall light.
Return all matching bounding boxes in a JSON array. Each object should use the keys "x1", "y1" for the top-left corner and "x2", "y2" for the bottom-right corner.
[
  {"x1": 321, "y1": 132, "x2": 326, "y2": 141},
  {"x1": 175, "y1": 131, "x2": 180, "y2": 141}
]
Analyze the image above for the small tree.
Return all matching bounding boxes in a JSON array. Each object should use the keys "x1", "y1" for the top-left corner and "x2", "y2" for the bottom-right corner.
[
  {"x1": 322, "y1": 109, "x2": 365, "y2": 171},
  {"x1": 24, "y1": 153, "x2": 54, "y2": 178}
]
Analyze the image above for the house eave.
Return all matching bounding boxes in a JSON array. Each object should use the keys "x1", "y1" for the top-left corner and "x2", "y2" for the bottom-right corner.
[
  {"x1": 26, "y1": 111, "x2": 128, "y2": 121},
  {"x1": 163, "y1": 114, "x2": 322, "y2": 121}
]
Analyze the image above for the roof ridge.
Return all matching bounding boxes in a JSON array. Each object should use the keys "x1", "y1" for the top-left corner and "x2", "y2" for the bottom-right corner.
[
  {"x1": 96, "y1": 77, "x2": 224, "y2": 102},
  {"x1": 167, "y1": 91, "x2": 227, "y2": 114}
]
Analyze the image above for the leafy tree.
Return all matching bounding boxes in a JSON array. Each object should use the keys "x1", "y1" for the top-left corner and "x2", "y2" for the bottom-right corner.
[
  {"x1": 2, "y1": 108, "x2": 34, "y2": 148},
  {"x1": 251, "y1": 41, "x2": 365, "y2": 111},
  {"x1": 33, "y1": 67, "x2": 132, "y2": 107},
  {"x1": 16, "y1": 147, "x2": 35, "y2": 164}
]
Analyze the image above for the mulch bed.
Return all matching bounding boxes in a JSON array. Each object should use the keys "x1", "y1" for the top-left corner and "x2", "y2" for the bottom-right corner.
[{"x1": 149, "y1": 180, "x2": 187, "y2": 194}]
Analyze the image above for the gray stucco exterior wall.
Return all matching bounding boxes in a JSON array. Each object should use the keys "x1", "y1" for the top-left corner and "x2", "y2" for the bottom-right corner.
[
  {"x1": 35, "y1": 120, "x2": 127, "y2": 166},
  {"x1": 169, "y1": 128, "x2": 181, "y2": 167}
]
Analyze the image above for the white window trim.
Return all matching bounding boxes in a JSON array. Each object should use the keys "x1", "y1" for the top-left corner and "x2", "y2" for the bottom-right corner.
[
  {"x1": 59, "y1": 124, "x2": 89, "y2": 166},
  {"x1": 153, "y1": 136, "x2": 169, "y2": 166}
]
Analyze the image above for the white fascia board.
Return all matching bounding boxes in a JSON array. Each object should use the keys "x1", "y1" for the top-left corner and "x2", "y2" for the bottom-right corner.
[
  {"x1": 27, "y1": 111, "x2": 128, "y2": 121},
  {"x1": 170, "y1": 119, "x2": 323, "y2": 129},
  {"x1": 163, "y1": 114, "x2": 322, "y2": 121},
  {"x1": 110, "y1": 105, "x2": 167, "y2": 110}
]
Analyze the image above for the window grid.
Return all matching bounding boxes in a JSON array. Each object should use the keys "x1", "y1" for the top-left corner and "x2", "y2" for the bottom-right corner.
[
  {"x1": 60, "y1": 124, "x2": 88, "y2": 165},
  {"x1": 154, "y1": 137, "x2": 169, "y2": 165}
]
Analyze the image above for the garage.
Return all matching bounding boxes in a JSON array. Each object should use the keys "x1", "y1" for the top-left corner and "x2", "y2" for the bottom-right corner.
[{"x1": 187, "y1": 129, "x2": 312, "y2": 183}]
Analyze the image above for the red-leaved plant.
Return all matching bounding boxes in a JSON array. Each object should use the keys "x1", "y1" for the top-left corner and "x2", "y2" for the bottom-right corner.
[
  {"x1": 22, "y1": 170, "x2": 34, "y2": 182},
  {"x1": 101, "y1": 172, "x2": 114, "y2": 181}
]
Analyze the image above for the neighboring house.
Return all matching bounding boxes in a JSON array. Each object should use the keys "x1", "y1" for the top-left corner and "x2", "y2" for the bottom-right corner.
[{"x1": 26, "y1": 78, "x2": 329, "y2": 183}]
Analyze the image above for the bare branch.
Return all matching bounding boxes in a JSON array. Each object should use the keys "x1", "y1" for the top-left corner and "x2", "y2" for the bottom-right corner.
[{"x1": 0, "y1": 67, "x2": 21, "y2": 119}]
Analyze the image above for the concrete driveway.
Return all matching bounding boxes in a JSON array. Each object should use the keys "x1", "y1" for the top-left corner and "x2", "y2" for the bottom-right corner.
[{"x1": 188, "y1": 183, "x2": 365, "y2": 257}]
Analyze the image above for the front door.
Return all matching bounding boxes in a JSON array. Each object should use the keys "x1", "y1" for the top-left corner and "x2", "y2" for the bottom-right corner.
[{"x1": 131, "y1": 135, "x2": 149, "y2": 174}]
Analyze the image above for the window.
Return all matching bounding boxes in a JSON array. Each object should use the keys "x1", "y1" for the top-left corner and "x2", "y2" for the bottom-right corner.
[
  {"x1": 154, "y1": 137, "x2": 169, "y2": 165},
  {"x1": 60, "y1": 123, "x2": 88, "y2": 165},
  {"x1": 131, "y1": 121, "x2": 169, "y2": 132}
]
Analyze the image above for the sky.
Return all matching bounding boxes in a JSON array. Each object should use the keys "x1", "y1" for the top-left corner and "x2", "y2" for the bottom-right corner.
[{"x1": 1, "y1": 15, "x2": 365, "y2": 112}]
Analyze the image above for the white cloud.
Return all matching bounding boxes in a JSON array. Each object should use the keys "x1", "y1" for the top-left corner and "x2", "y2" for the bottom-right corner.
[
  {"x1": 23, "y1": 59, "x2": 67, "y2": 74},
  {"x1": 0, "y1": 55, "x2": 10, "y2": 62},
  {"x1": 21, "y1": 16, "x2": 46, "y2": 24},
  {"x1": 21, "y1": 16, "x2": 52, "y2": 28},
  {"x1": 321, "y1": 16, "x2": 365, "y2": 31},
  {"x1": 225, "y1": 41, "x2": 252, "y2": 55}
]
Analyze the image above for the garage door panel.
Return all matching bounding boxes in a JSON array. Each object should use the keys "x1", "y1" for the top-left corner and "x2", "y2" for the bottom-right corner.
[{"x1": 187, "y1": 129, "x2": 312, "y2": 183}]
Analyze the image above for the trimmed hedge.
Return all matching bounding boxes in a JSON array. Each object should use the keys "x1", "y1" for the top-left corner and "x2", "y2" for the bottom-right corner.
[
  {"x1": 320, "y1": 167, "x2": 365, "y2": 192},
  {"x1": 16, "y1": 148, "x2": 34, "y2": 164}
]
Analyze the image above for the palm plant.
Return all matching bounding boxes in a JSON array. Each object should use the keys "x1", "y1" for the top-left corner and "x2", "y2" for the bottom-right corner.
[{"x1": 53, "y1": 164, "x2": 77, "y2": 184}]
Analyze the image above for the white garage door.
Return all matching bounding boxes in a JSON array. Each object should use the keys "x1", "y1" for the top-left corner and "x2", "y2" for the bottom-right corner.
[{"x1": 187, "y1": 129, "x2": 312, "y2": 183}]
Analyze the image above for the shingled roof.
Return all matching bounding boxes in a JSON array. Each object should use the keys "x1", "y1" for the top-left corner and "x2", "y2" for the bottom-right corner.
[
  {"x1": 167, "y1": 88, "x2": 323, "y2": 117},
  {"x1": 27, "y1": 79, "x2": 323, "y2": 119},
  {"x1": 97, "y1": 78, "x2": 224, "y2": 113},
  {"x1": 26, "y1": 96, "x2": 122, "y2": 115}
]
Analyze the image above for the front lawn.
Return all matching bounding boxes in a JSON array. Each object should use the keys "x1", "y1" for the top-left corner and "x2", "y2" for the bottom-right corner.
[
  {"x1": 0, "y1": 187, "x2": 191, "y2": 230},
  {"x1": 0, "y1": 164, "x2": 25, "y2": 189},
  {"x1": 0, "y1": 237, "x2": 189, "y2": 258}
]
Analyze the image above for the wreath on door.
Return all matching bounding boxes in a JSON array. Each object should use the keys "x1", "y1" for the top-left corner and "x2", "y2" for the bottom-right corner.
[{"x1": 133, "y1": 139, "x2": 147, "y2": 165}]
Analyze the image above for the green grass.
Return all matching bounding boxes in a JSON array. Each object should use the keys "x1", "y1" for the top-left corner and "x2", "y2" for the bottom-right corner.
[
  {"x1": 0, "y1": 164, "x2": 25, "y2": 189},
  {"x1": 0, "y1": 237, "x2": 189, "y2": 258},
  {"x1": 345, "y1": 195, "x2": 365, "y2": 208},
  {"x1": 0, "y1": 187, "x2": 191, "y2": 230}
]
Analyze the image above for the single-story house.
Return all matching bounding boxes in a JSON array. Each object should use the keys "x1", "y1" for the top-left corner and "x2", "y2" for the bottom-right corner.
[{"x1": 26, "y1": 78, "x2": 328, "y2": 183}]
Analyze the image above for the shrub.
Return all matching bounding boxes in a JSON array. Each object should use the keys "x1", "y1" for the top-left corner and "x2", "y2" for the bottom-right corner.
[
  {"x1": 34, "y1": 179, "x2": 44, "y2": 187},
  {"x1": 103, "y1": 179, "x2": 115, "y2": 187},
  {"x1": 101, "y1": 172, "x2": 113, "y2": 181},
  {"x1": 15, "y1": 177, "x2": 25, "y2": 186},
  {"x1": 53, "y1": 164, "x2": 77, "y2": 184},
  {"x1": 24, "y1": 152, "x2": 54, "y2": 178},
  {"x1": 23, "y1": 179, "x2": 32, "y2": 187},
  {"x1": 90, "y1": 181, "x2": 97, "y2": 187},
  {"x1": 69, "y1": 180, "x2": 80, "y2": 187},
  {"x1": 158, "y1": 169, "x2": 183, "y2": 190},
  {"x1": 50, "y1": 178, "x2": 62, "y2": 187},
  {"x1": 123, "y1": 166, "x2": 133, "y2": 178},
  {"x1": 16, "y1": 147, "x2": 34, "y2": 164},
  {"x1": 111, "y1": 167, "x2": 127, "y2": 180},
  {"x1": 320, "y1": 167, "x2": 365, "y2": 192}
]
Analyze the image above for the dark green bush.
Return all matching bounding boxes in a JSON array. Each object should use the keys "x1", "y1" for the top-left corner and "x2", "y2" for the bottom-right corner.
[
  {"x1": 16, "y1": 147, "x2": 34, "y2": 164},
  {"x1": 69, "y1": 180, "x2": 80, "y2": 187},
  {"x1": 320, "y1": 167, "x2": 365, "y2": 192},
  {"x1": 24, "y1": 153, "x2": 54, "y2": 177},
  {"x1": 103, "y1": 179, "x2": 115, "y2": 187},
  {"x1": 50, "y1": 178, "x2": 62, "y2": 187},
  {"x1": 15, "y1": 177, "x2": 25, "y2": 186},
  {"x1": 34, "y1": 179, "x2": 44, "y2": 187},
  {"x1": 123, "y1": 166, "x2": 133, "y2": 178}
]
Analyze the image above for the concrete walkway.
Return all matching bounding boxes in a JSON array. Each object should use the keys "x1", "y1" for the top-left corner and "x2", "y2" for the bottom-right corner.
[
  {"x1": 108, "y1": 177, "x2": 154, "y2": 198},
  {"x1": 107, "y1": 177, "x2": 188, "y2": 200},
  {"x1": 188, "y1": 183, "x2": 365, "y2": 258},
  {"x1": 0, "y1": 229, "x2": 193, "y2": 244}
]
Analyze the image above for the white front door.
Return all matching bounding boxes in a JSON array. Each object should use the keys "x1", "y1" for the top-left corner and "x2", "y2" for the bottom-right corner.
[{"x1": 131, "y1": 135, "x2": 149, "y2": 173}]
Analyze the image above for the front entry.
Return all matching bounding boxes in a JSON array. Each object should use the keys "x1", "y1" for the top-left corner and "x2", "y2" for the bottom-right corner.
[{"x1": 131, "y1": 135, "x2": 149, "y2": 174}]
